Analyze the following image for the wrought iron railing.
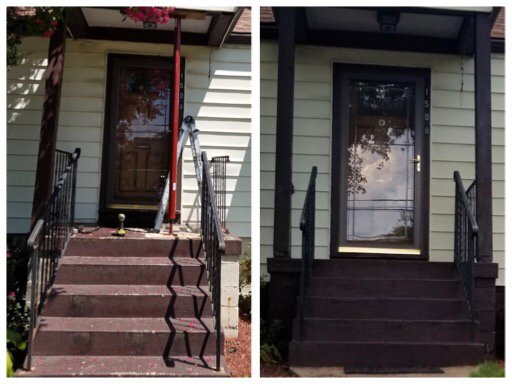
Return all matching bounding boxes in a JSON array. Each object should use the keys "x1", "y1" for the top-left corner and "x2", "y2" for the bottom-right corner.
[
  {"x1": 200, "y1": 151, "x2": 224, "y2": 371},
  {"x1": 211, "y1": 156, "x2": 229, "y2": 228},
  {"x1": 453, "y1": 171, "x2": 478, "y2": 320},
  {"x1": 25, "y1": 148, "x2": 81, "y2": 370},
  {"x1": 298, "y1": 166, "x2": 317, "y2": 339}
]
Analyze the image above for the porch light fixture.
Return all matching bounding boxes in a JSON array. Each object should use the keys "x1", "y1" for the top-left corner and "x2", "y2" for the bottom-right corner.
[{"x1": 377, "y1": 11, "x2": 400, "y2": 32}]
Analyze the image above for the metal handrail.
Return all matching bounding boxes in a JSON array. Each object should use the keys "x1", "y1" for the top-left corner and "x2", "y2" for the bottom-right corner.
[
  {"x1": 200, "y1": 151, "x2": 224, "y2": 371},
  {"x1": 25, "y1": 148, "x2": 81, "y2": 370},
  {"x1": 453, "y1": 171, "x2": 478, "y2": 322},
  {"x1": 211, "y1": 156, "x2": 230, "y2": 228},
  {"x1": 299, "y1": 166, "x2": 317, "y2": 339}
]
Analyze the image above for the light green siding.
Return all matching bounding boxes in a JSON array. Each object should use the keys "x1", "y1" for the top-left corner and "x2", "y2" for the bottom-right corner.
[
  {"x1": 260, "y1": 42, "x2": 505, "y2": 284},
  {"x1": 7, "y1": 37, "x2": 251, "y2": 238}
]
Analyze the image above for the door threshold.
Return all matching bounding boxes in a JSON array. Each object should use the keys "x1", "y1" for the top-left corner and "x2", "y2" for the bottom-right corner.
[{"x1": 338, "y1": 246, "x2": 421, "y2": 255}]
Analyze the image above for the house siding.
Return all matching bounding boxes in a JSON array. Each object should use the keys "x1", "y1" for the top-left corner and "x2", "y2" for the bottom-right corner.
[
  {"x1": 260, "y1": 42, "x2": 505, "y2": 284},
  {"x1": 7, "y1": 37, "x2": 251, "y2": 238}
]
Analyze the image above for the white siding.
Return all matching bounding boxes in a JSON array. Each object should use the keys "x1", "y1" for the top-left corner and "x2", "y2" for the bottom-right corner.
[
  {"x1": 7, "y1": 37, "x2": 251, "y2": 238},
  {"x1": 260, "y1": 42, "x2": 505, "y2": 284}
]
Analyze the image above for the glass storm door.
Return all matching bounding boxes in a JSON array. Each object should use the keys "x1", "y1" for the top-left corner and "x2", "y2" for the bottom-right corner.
[
  {"x1": 339, "y1": 73, "x2": 425, "y2": 253},
  {"x1": 104, "y1": 56, "x2": 173, "y2": 210}
]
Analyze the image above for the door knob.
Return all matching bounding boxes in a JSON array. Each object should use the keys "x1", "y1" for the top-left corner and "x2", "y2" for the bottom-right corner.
[{"x1": 410, "y1": 155, "x2": 421, "y2": 172}]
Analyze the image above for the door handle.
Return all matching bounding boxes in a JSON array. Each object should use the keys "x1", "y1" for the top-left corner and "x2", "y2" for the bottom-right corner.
[{"x1": 410, "y1": 155, "x2": 421, "y2": 172}]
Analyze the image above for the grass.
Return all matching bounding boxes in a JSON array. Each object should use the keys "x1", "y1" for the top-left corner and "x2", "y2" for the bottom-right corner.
[{"x1": 470, "y1": 361, "x2": 505, "y2": 377}]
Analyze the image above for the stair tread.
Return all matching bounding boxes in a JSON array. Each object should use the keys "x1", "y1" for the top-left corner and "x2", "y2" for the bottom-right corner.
[
  {"x1": 50, "y1": 284, "x2": 208, "y2": 296},
  {"x1": 61, "y1": 256, "x2": 204, "y2": 266},
  {"x1": 309, "y1": 276, "x2": 459, "y2": 282},
  {"x1": 306, "y1": 296, "x2": 466, "y2": 301},
  {"x1": 292, "y1": 340, "x2": 484, "y2": 346},
  {"x1": 300, "y1": 318, "x2": 474, "y2": 323},
  {"x1": 17, "y1": 355, "x2": 228, "y2": 377},
  {"x1": 38, "y1": 317, "x2": 215, "y2": 333}
]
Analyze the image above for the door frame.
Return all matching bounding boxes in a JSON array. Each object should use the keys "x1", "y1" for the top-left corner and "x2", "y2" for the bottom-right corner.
[
  {"x1": 98, "y1": 53, "x2": 185, "y2": 227},
  {"x1": 330, "y1": 63, "x2": 431, "y2": 259}
]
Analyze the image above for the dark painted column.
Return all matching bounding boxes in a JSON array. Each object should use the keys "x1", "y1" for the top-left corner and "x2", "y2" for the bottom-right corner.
[
  {"x1": 273, "y1": 7, "x2": 296, "y2": 259},
  {"x1": 473, "y1": 12, "x2": 496, "y2": 357},
  {"x1": 474, "y1": 12, "x2": 493, "y2": 263},
  {"x1": 31, "y1": 20, "x2": 67, "y2": 227}
]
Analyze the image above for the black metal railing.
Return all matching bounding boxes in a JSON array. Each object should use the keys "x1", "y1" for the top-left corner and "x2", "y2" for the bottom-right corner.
[
  {"x1": 25, "y1": 148, "x2": 81, "y2": 370},
  {"x1": 298, "y1": 166, "x2": 317, "y2": 339},
  {"x1": 200, "y1": 152, "x2": 224, "y2": 371},
  {"x1": 210, "y1": 156, "x2": 229, "y2": 228},
  {"x1": 453, "y1": 171, "x2": 478, "y2": 319}
]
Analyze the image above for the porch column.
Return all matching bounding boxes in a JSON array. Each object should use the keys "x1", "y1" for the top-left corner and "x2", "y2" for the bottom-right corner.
[
  {"x1": 273, "y1": 7, "x2": 296, "y2": 259},
  {"x1": 473, "y1": 13, "x2": 493, "y2": 263},
  {"x1": 31, "y1": 19, "x2": 67, "y2": 227}
]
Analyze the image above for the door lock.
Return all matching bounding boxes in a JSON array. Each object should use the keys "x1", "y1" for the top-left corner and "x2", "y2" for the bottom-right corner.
[{"x1": 410, "y1": 155, "x2": 421, "y2": 172}]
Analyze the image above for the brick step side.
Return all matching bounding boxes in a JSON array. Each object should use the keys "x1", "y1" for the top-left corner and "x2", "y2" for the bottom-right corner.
[
  {"x1": 18, "y1": 355, "x2": 229, "y2": 377},
  {"x1": 313, "y1": 260, "x2": 458, "y2": 279},
  {"x1": 43, "y1": 285, "x2": 211, "y2": 318},
  {"x1": 55, "y1": 257, "x2": 206, "y2": 286},
  {"x1": 289, "y1": 341, "x2": 485, "y2": 367},
  {"x1": 304, "y1": 297, "x2": 470, "y2": 320},
  {"x1": 308, "y1": 277, "x2": 463, "y2": 298},
  {"x1": 293, "y1": 318, "x2": 476, "y2": 342},
  {"x1": 33, "y1": 317, "x2": 222, "y2": 356}
]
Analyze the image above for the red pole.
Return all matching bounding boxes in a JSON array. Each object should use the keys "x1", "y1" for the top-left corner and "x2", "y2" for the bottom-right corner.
[{"x1": 169, "y1": 17, "x2": 181, "y2": 233}]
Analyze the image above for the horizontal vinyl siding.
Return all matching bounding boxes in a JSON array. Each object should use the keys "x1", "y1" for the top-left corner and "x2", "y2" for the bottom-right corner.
[
  {"x1": 7, "y1": 37, "x2": 251, "y2": 238},
  {"x1": 260, "y1": 43, "x2": 505, "y2": 284}
]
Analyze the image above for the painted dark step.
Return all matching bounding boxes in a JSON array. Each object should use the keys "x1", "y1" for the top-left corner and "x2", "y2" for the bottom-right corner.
[
  {"x1": 43, "y1": 285, "x2": 211, "y2": 318},
  {"x1": 307, "y1": 277, "x2": 464, "y2": 299},
  {"x1": 54, "y1": 256, "x2": 206, "y2": 286},
  {"x1": 289, "y1": 340, "x2": 485, "y2": 367},
  {"x1": 65, "y1": 238, "x2": 203, "y2": 258},
  {"x1": 313, "y1": 259, "x2": 457, "y2": 279},
  {"x1": 18, "y1": 355, "x2": 229, "y2": 377},
  {"x1": 33, "y1": 317, "x2": 222, "y2": 356},
  {"x1": 293, "y1": 318, "x2": 476, "y2": 343},
  {"x1": 304, "y1": 297, "x2": 470, "y2": 320}
]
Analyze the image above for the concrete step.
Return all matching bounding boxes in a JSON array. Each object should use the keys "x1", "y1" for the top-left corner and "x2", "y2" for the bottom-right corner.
[
  {"x1": 66, "y1": 237, "x2": 203, "y2": 258},
  {"x1": 313, "y1": 259, "x2": 458, "y2": 279},
  {"x1": 55, "y1": 256, "x2": 206, "y2": 286},
  {"x1": 293, "y1": 318, "x2": 476, "y2": 342},
  {"x1": 289, "y1": 340, "x2": 485, "y2": 367},
  {"x1": 18, "y1": 355, "x2": 229, "y2": 377},
  {"x1": 33, "y1": 317, "x2": 222, "y2": 356},
  {"x1": 304, "y1": 297, "x2": 470, "y2": 320},
  {"x1": 43, "y1": 285, "x2": 211, "y2": 318},
  {"x1": 308, "y1": 277, "x2": 464, "y2": 299}
]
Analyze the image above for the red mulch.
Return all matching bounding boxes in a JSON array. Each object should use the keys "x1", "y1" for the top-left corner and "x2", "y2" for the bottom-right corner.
[{"x1": 225, "y1": 313, "x2": 251, "y2": 377}]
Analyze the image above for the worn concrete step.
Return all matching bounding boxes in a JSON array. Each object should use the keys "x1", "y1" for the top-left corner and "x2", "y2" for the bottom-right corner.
[
  {"x1": 289, "y1": 340, "x2": 485, "y2": 367},
  {"x1": 43, "y1": 285, "x2": 211, "y2": 318},
  {"x1": 65, "y1": 237, "x2": 203, "y2": 258},
  {"x1": 18, "y1": 355, "x2": 229, "y2": 377},
  {"x1": 55, "y1": 256, "x2": 206, "y2": 286},
  {"x1": 308, "y1": 278, "x2": 464, "y2": 299},
  {"x1": 293, "y1": 318, "x2": 476, "y2": 343},
  {"x1": 33, "y1": 317, "x2": 222, "y2": 356},
  {"x1": 313, "y1": 259, "x2": 458, "y2": 279},
  {"x1": 304, "y1": 297, "x2": 470, "y2": 320}
]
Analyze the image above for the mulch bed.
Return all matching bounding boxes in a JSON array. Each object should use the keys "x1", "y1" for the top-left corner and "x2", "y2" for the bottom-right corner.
[
  {"x1": 225, "y1": 313, "x2": 251, "y2": 377},
  {"x1": 260, "y1": 362, "x2": 297, "y2": 377}
]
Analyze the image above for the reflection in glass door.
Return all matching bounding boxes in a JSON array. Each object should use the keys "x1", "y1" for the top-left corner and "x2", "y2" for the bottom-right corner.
[{"x1": 344, "y1": 79, "x2": 420, "y2": 248}]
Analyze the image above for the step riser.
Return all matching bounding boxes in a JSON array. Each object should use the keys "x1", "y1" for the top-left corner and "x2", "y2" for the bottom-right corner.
[
  {"x1": 308, "y1": 279, "x2": 463, "y2": 299},
  {"x1": 293, "y1": 320, "x2": 475, "y2": 342},
  {"x1": 55, "y1": 265, "x2": 207, "y2": 286},
  {"x1": 43, "y1": 295, "x2": 212, "y2": 318},
  {"x1": 33, "y1": 331, "x2": 222, "y2": 356},
  {"x1": 313, "y1": 261, "x2": 457, "y2": 280},
  {"x1": 289, "y1": 342, "x2": 485, "y2": 367},
  {"x1": 66, "y1": 239, "x2": 202, "y2": 258},
  {"x1": 305, "y1": 299, "x2": 470, "y2": 320}
]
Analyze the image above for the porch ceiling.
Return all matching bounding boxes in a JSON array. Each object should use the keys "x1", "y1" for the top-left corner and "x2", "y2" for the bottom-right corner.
[{"x1": 67, "y1": 6, "x2": 248, "y2": 46}]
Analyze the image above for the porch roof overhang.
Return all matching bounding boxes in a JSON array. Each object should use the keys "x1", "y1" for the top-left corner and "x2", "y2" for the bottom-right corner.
[{"x1": 261, "y1": 6, "x2": 504, "y2": 55}]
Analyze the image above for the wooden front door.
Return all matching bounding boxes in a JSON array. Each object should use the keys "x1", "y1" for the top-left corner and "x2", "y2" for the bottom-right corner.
[
  {"x1": 331, "y1": 64, "x2": 430, "y2": 257},
  {"x1": 99, "y1": 54, "x2": 184, "y2": 226}
]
